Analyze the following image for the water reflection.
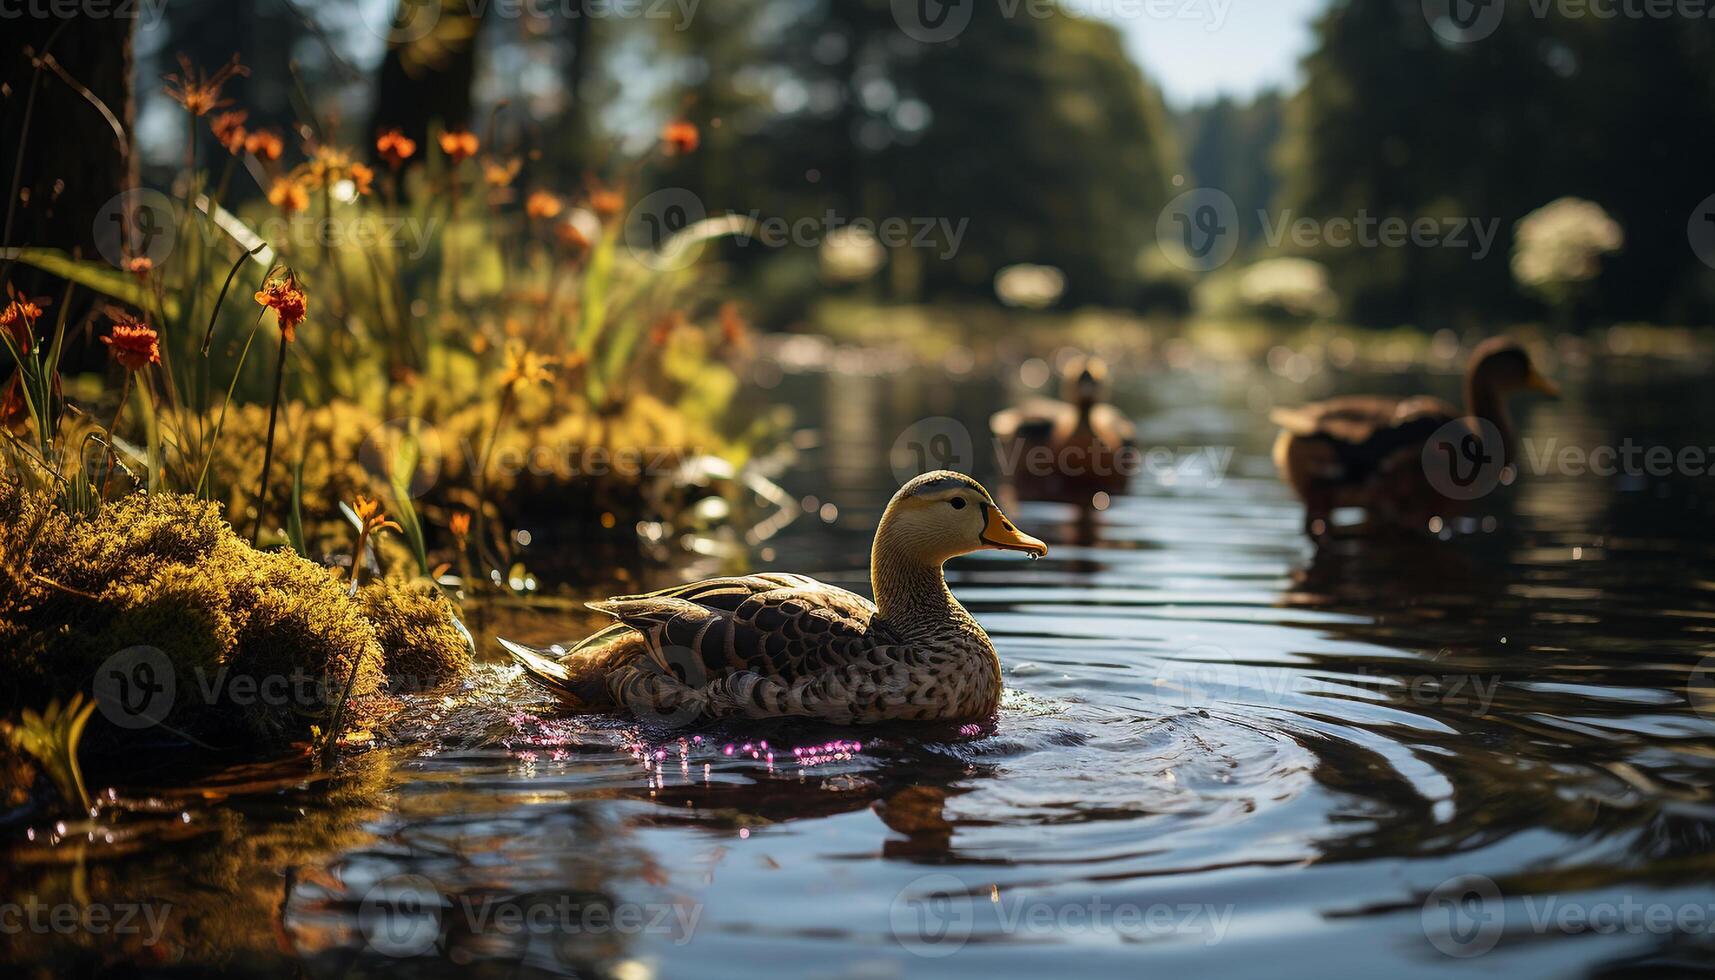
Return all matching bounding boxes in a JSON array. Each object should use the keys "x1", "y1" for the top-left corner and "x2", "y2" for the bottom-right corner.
[{"x1": 8, "y1": 354, "x2": 1715, "y2": 977}]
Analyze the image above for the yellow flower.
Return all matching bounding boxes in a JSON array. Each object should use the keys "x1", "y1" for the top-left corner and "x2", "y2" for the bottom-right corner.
[
  {"x1": 267, "y1": 177, "x2": 308, "y2": 213},
  {"x1": 483, "y1": 158, "x2": 522, "y2": 189},
  {"x1": 498, "y1": 341, "x2": 557, "y2": 394},
  {"x1": 353, "y1": 495, "x2": 402, "y2": 538},
  {"x1": 163, "y1": 53, "x2": 248, "y2": 117}
]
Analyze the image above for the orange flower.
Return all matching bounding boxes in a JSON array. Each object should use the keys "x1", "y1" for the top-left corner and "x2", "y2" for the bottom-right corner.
[
  {"x1": 0, "y1": 299, "x2": 43, "y2": 353},
  {"x1": 483, "y1": 158, "x2": 522, "y2": 189},
  {"x1": 268, "y1": 177, "x2": 308, "y2": 213},
  {"x1": 101, "y1": 316, "x2": 161, "y2": 372},
  {"x1": 661, "y1": 120, "x2": 700, "y2": 156},
  {"x1": 719, "y1": 301, "x2": 751, "y2": 351},
  {"x1": 211, "y1": 110, "x2": 248, "y2": 153},
  {"x1": 163, "y1": 53, "x2": 248, "y2": 117},
  {"x1": 439, "y1": 130, "x2": 479, "y2": 164},
  {"x1": 648, "y1": 310, "x2": 688, "y2": 347},
  {"x1": 244, "y1": 129, "x2": 283, "y2": 161},
  {"x1": 353, "y1": 495, "x2": 402, "y2": 538},
  {"x1": 498, "y1": 341, "x2": 556, "y2": 394},
  {"x1": 587, "y1": 181, "x2": 624, "y2": 220},
  {"x1": 525, "y1": 191, "x2": 562, "y2": 220},
  {"x1": 126, "y1": 256, "x2": 154, "y2": 279},
  {"x1": 449, "y1": 512, "x2": 471, "y2": 540},
  {"x1": 555, "y1": 220, "x2": 591, "y2": 254},
  {"x1": 255, "y1": 272, "x2": 308, "y2": 343},
  {"x1": 376, "y1": 129, "x2": 417, "y2": 168},
  {"x1": 349, "y1": 161, "x2": 375, "y2": 196}
]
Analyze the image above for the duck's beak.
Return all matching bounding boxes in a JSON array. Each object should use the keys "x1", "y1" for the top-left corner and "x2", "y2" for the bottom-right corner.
[
  {"x1": 980, "y1": 504, "x2": 1048, "y2": 557},
  {"x1": 1526, "y1": 368, "x2": 1560, "y2": 398}
]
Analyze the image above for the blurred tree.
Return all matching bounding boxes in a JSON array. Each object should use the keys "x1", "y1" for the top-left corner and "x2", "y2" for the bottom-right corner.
[
  {"x1": 370, "y1": 0, "x2": 488, "y2": 147},
  {"x1": 2, "y1": 14, "x2": 134, "y2": 270},
  {"x1": 691, "y1": 0, "x2": 1180, "y2": 311},
  {"x1": 1281, "y1": 0, "x2": 1715, "y2": 328},
  {"x1": 1178, "y1": 91, "x2": 1285, "y2": 248}
]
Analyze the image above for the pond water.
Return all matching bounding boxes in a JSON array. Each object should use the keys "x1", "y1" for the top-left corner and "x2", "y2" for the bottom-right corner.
[{"x1": 9, "y1": 346, "x2": 1715, "y2": 978}]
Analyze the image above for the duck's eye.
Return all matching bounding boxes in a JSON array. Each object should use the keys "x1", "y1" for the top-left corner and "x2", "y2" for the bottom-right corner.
[{"x1": 949, "y1": 497, "x2": 967, "y2": 510}]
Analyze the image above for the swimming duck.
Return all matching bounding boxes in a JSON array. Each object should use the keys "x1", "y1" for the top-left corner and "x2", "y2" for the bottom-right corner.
[
  {"x1": 503, "y1": 471, "x2": 1047, "y2": 725},
  {"x1": 989, "y1": 354, "x2": 1136, "y2": 503},
  {"x1": 1270, "y1": 337, "x2": 1558, "y2": 538}
]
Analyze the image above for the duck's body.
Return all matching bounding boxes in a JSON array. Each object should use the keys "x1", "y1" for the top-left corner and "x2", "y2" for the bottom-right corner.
[
  {"x1": 504, "y1": 472, "x2": 1046, "y2": 725},
  {"x1": 1270, "y1": 338, "x2": 1557, "y2": 538},
  {"x1": 991, "y1": 355, "x2": 1136, "y2": 503}
]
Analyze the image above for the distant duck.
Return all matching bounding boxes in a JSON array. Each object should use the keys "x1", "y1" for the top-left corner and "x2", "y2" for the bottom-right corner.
[
  {"x1": 504, "y1": 472, "x2": 1047, "y2": 725},
  {"x1": 989, "y1": 354, "x2": 1136, "y2": 503},
  {"x1": 1270, "y1": 337, "x2": 1558, "y2": 538}
]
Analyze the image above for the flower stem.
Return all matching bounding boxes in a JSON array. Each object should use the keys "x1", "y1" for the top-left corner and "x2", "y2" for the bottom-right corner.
[
  {"x1": 250, "y1": 329, "x2": 289, "y2": 544},
  {"x1": 98, "y1": 371, "x2": 132, "y2": 500}
]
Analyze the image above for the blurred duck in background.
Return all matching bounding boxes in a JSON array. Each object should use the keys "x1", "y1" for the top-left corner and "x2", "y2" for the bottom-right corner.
[
  {"x1": 1270, "y1": 337, "x2": 1559, "y2": 539},
  {"x1": 990, "y1": 354, "x2": 1137, "y2": 505}
]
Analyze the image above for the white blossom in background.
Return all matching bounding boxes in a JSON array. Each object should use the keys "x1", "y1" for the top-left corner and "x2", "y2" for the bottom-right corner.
[
  {"x1": 1511, "y1": 197, "x2": 1624, "y2": 298},
  {"x1": 1238, "y1": 257, "x2": 1338, "y2": 319},
  {"x1": 820, "y1": 226, "x2": 886, "y2": 283},
  {"x1": 994, "y1": 264, "x2": 1066, "y2": 309}
]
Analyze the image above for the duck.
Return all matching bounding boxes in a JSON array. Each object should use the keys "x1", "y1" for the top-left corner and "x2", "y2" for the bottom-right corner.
[
  {"x1": 989, "y1": 354, "x2": 1136, "y2": 503},
  {"x1": 1270, "y1": 337, "x2": 1558, "y2": 538},
  {"x1": 502, "y1": 471, "x2": 1048, "y2": 725}
]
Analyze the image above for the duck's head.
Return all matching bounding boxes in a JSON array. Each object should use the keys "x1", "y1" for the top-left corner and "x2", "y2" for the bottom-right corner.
[
  {"x1": 1468, "y1": 337, "x2": 1559, "y2": 400},
  {"x1": 878, "y1": 471, "x2": 1048, "y2": 563},
  {"x1": 1061, "y1": 354, "x2": 1109, "y2": 407}
]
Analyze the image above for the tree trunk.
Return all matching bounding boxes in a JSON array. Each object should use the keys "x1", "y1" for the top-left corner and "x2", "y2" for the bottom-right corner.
[
  {"x1": 2, "y1": 15, "x2": 134, "y2": 267},
  {"x1": 367, "y1": 0, "x2": 485, "y2": 152}
]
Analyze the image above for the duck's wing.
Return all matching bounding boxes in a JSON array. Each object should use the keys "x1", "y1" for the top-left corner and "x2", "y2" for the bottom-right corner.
[
  {"x1": 991, "y1": 399, "x2": 1075, "y2": 441},
  {"x1": 1271, "y1": 395, "x2": 1458, "y2": 484},
  {"x1": 1086, "y1": 403, "x2": 1137, "y2": 446},
  {"x1": 587, "y1": 573, "x2": 895, "y2": 687}
]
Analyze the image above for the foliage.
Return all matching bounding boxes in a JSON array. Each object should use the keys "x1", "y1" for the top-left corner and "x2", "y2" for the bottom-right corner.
[
  {"x1": 1280, "y1": 0, "x2": 1715, "y2": 327},
  {"x1": 1512, "y1": 197, "x2": 1624, "y2": 313},
  {"x1": 0, "y1": 482, "x2": 464, "y2": 749},
  {"x1": 1, "y1": 694, "x2": 96, "y2": 811}
]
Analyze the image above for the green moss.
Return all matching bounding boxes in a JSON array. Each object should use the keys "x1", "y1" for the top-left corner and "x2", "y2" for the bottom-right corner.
[
  {"x1": 0, "y1": 482, "x2": 467, "y2": 750},
  {"x1": 360, "y1": 577, "x2": 473, "y2": 692}
]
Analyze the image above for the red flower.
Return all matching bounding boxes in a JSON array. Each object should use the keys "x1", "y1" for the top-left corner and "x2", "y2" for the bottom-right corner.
[
  {"x1": 377, "y1": 129, "x2": 417, "y2": 168},
  {"x1": 0, "y1": 298, "x2": 43, "y2": 354},
  {"x1": 255, "y1": 273, "x2": 308, "y2": 342},
  {"x1": 438, "y1": 130, "x2": 479, "y2": 164},
  {"x1": 661, "y1": 120, "x2": 700, "y2": 156},
  {"x1": 102, "y1": 317, "x2": 161, "y2": 372}
]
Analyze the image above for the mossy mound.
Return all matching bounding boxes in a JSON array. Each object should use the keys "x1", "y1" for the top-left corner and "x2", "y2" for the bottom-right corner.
[
  {"x1": 0, "y1": 483, "x2": 469, "y2": 749},
  {"x1": 360, "y1": 576, "x2": 473, "y2": 692}
]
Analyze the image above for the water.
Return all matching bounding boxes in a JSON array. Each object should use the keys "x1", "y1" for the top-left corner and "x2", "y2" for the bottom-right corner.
[{"x1": 9, "y1": 346, "x2": 1715, "y2": 978}]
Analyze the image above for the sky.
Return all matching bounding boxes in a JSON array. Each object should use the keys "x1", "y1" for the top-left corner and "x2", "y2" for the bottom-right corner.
[{"x1": 1096, "y1": 0, "x2": 1327, "y2": 107}]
